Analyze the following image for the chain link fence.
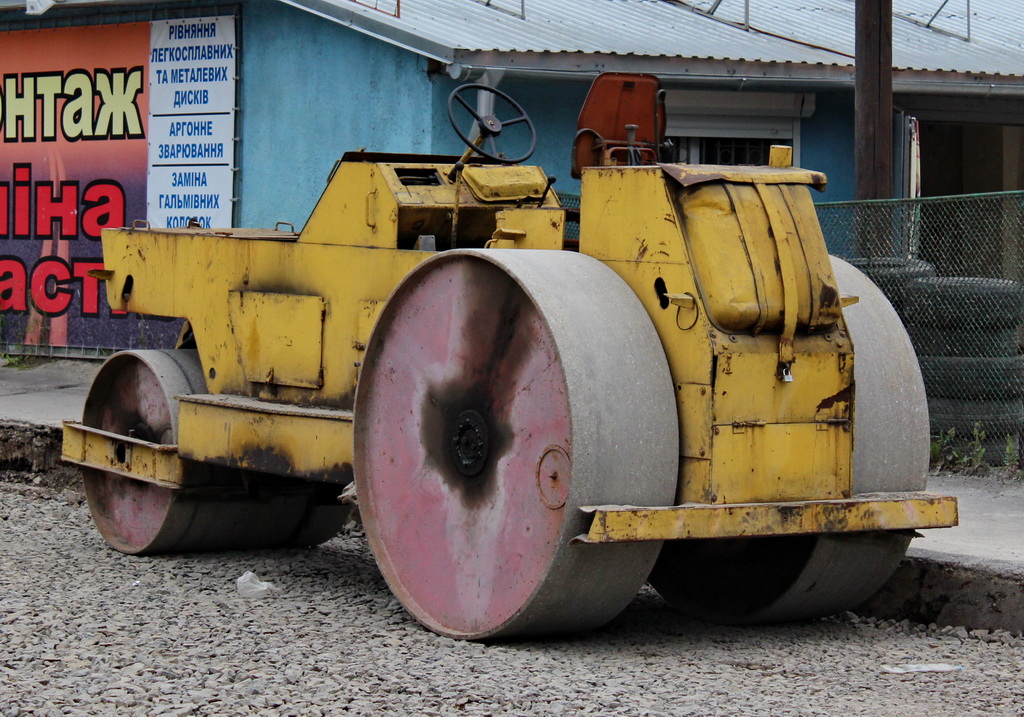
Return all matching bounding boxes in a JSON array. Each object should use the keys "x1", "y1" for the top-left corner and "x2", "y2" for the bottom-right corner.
[
  {"x1": 818, "y1": 191, "x2": 1024, "y2": 466},
  {"x1": 561, "y1": 192, "x2": 581, "y2": 243}
]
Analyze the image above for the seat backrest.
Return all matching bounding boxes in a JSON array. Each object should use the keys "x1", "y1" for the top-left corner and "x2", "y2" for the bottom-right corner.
[{"x1": 571, "y1": 73, "x2": 666, "y2": 178}]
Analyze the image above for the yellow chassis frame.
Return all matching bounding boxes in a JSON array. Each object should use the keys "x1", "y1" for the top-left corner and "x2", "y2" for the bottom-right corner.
[
  {"x1": 64, "y1": 420, "x2": 957, "y2": 542},
  {"x1": 576, "y1": 493, "x2": 957, "y2": 543},
  {"x1": 63, "y1": 421, "x2": 185, "y2": 488}
]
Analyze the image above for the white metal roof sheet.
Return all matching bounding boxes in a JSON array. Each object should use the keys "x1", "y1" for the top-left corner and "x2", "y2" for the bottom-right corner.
[
  {"x1": 281, "y1": 0, "x2": 848, "y2": 64},
  {"x1": 686, "y1": 0, "x2": 1024, "y2": 75},
  {"x1": 3, "y1": 0, "x2": 1022, "y2": 77},
  {"x1": 279, "y1": 0, "x2": 1024, "y2": 77}
]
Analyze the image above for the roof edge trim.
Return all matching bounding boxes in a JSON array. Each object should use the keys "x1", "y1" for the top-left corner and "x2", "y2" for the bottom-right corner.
[
  {"x1": 276, "y1": 0, "x2": 453, "y2": 63},
  {"x1": 449, "y1": 51, "x2": 1024, "y2": 96}
]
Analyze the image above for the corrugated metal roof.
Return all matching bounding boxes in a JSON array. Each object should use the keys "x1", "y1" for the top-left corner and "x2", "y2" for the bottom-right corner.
[
  {"x1": 278, "y1": 0, "x2": 1024, "y2": 78},
  {"x1": 4, "y1": 0, "x2": 1022, "y2": 78},
  {"x1": 688, "y1": 0, "x2": 1024, "y2": 75},
  {"x1": 281, "y1": 0, "x2": 848, "y2": 65}
]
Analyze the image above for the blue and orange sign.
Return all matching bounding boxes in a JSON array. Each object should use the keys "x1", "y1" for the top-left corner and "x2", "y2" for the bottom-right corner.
[{"x1": 1, "y1": 17, "x2": 236, "y2": 352}]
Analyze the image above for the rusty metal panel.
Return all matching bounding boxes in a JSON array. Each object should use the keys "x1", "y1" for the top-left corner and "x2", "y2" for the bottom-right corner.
[
  {"x1": 227, "y1": 291, "x2": 325, "y2": 389},
  {"x1": 576, "y1": 492, "x2": 958, "y2": 543},
  {"x1": 177, "y1": 394, "x2": 354, "y2": 484},
  {"x1": 62, "y1": 421, "x2": 186, "y2": 488},
  {"x1": 714, "y1": 351, "x2": 852, "y2": 425},
  {"x1": 710, "y1": 422, "x2": 851, "y2": 504},
  {"x1": 488, "y1": 208, "x2": 564, "y2": 250},
  {"x1": 463, "y1": 165, "x2": 550, "y2": 202}
]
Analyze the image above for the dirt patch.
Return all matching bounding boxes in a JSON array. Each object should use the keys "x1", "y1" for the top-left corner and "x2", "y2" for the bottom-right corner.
[{"x1": 0, "y1": 421, "x2": 80, "y2": 492}]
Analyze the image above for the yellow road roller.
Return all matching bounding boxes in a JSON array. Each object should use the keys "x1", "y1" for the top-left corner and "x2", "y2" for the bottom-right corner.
[{"x1": 62, "y1": 75, "x2": 957, "y2": 639}]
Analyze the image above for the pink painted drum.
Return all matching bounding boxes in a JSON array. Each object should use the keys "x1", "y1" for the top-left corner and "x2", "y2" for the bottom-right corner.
[
  {"x1": 82, "y1": 350, "x2": 348, "y2": 554},
  {"x1": 354, "y1": 250, "x2": 678, "y2": 639},
  {"x1": 82, "y1": 350, "x2": 211, "y2": 554}
]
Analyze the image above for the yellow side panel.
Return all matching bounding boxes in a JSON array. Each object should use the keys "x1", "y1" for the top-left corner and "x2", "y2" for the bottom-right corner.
[
  {"x1": 678, "y1": 383, "x2": 712, "y2": 459},
  {"x1": 300, "y1": 163, "x2": 400, "y2": 247},
  {"x1": 710, "y1": 423, "x2": 850, "y2": 504},
  {"x1": 714, "y1": 351, "x2": 852, "y2": 424},
  {"x1": 100, "y1": 229, "x2": 426, "y2": 408},
  {"x1": 463, "y1": 165, "x2": 550, "y2": 202},
  {"x1": 680, "y1": 456, "x2": 713, "y2": 504},
  {"x1": 178, "y1": 396, "x2": 354, "y2": 483},
  {"x1": 597, "y1": 260, "x2": 713, "y2": 386},
  {"x1": 489, "y1": 208, "x2": 564, "y2": 250},
  {"x1": 354, "y1": 299, "x2": 382, "y2": 349},
  {"x1": 227, "y1": 291, "x2": 325, "y2": 389},
  {"x1": 579, "y1": 167, "x2": 685, "y2": 264},
  {"x1": 590, "y1": 258, "x2": 716, "y2": 504}
]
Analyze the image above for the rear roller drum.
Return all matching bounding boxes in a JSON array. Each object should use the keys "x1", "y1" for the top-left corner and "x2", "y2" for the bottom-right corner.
[
  {"x1": 354, "y1": 249, "x2": 678, "y2": 639},
  {"x1": 649, "y1": 256, "x2": 925, "y2": 623},
  {"x1": 82, "y1": 350, "x2": 349, "y2": 554}
]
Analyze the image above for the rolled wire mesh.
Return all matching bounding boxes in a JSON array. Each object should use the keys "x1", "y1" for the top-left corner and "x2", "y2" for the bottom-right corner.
[{"x1": 818, "y1": 191, "x2": 1024, "y2": 465}]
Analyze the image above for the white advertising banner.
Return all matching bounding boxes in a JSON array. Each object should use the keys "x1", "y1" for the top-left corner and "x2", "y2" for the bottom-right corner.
[{"x1": 147, "y1": 16, "x2": 236, "y2": 229}]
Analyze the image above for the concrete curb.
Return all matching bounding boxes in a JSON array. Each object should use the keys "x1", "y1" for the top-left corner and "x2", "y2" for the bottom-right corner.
[{"x1": 858, "y1": 551, "x2": 1024, "y2": 634}]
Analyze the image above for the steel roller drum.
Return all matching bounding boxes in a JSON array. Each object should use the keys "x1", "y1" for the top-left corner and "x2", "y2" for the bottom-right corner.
[
  {"x1": 82, "y1": 350, "x2": 347, "y2": 554},
  {"x1": 354, "y1": 249, "x2": 679, "y2": 639},
  {"x1": 649, "y1": 257, "x2": 926, "y2": 622}
]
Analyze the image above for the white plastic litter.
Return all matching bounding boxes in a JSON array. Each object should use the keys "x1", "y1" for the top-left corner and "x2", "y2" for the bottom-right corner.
[
  {"x1": 881, "y1": 663, "x2": 963, "y2": 674},
  {"x1": 236, "y1": 571, "x2": 277, "y2": 598}
]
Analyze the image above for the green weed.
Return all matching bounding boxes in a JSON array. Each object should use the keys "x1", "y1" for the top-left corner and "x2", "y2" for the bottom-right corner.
[{"x1": 930, "y1": 423, "x2": 989, "y2": 474}]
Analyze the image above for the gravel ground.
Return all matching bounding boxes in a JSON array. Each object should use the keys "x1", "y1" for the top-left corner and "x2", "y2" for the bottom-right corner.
[{"x1": 1, "y1": 480, "x2": 1023, "y2": 717}]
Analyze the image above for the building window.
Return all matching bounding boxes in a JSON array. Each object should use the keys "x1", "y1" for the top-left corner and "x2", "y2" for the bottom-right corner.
[
  {"x1": 669, "y1": 137, "x2": 789, "y2": 166},
  {"x1": 664, "y1": 90, "x2": 813, "y2": 166}
]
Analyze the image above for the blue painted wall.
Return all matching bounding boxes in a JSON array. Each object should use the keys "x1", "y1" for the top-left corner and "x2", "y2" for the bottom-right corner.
[
  {"x1": 500, "y1": 78, "x2": 589, "y2": 196},
  {"x1": 429, "y1": 76, "x2": 463, "y2": 154},
  {"x1": 423, "y1": 76, "x2": 587, "y2": 194},
  {"x1": 801, "y1": 91, "x2": 856, "y2": 203},
  {"x1": 238, "y1": 3, "x2": 858, "y2": 224},
  {"x1": 237, "y1": 4, "x2": 591, "y2": 226},
  {"x1": 238, "y1": 0, "x2": 440, "y2": 228}
]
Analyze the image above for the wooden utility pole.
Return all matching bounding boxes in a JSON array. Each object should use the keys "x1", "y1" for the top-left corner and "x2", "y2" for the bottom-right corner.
[{"x1": 855, "y1": 0, "x2": 893, "y2": 201}]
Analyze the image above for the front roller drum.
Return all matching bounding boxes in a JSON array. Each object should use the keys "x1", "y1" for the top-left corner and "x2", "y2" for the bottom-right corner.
[
  {"x1": 649, "y1": 256, "x2": 928, "y2": 623},
  {"x1": 81, "y1": 350, "x2": 349, "y2": 554},
  {"x1": 354, "y1": 249, "x2": 679, "y2": 639}
]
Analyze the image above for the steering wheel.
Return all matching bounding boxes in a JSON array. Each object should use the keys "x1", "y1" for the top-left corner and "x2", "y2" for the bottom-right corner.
[{"x1": 447, "y1": 84, "x2": 537, "y2": 164}]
